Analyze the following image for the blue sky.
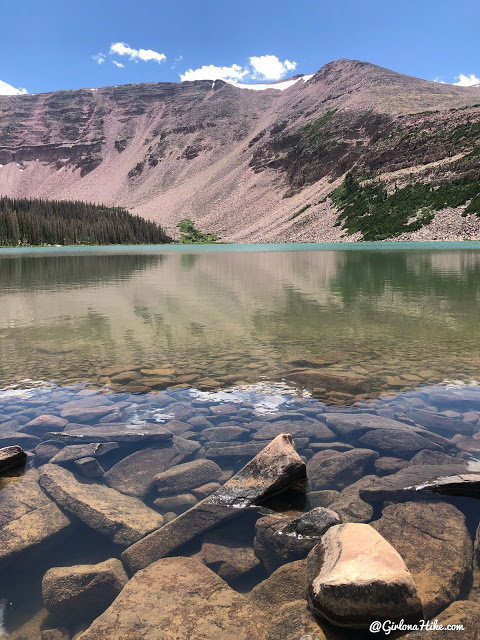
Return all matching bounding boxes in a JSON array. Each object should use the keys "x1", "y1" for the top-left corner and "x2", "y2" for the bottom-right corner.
[{"x1": 1, "y1": 0, "x2": 479, "y2": 95}]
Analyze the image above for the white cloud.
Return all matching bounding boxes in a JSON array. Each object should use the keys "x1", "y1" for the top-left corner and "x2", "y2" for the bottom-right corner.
[
  {"x1": 109, "y1": 42, "x2": 166, "y2": 63},
  {"x1": 0, "y1": 79, "x2": 28, "y2": 95},
  {"x1": 180, "y1": 63, "x2": 249, "y2": 82},
  {"x1": 249, "y1": 55, "x2": 296, "y2": 81},
  {"x1": 93, "y1": 53, "x2": 106, "y2": 65},
  {"x1": 453, "y1": 73, "x2": 480, "y2": 87},
  {"x1": 180, "y1": 54, "x2": 298, "y2": 84},
  {"x1": 433, "y1": 77, "x2": 446, "y2": 84},
  {"x1": 112, "y1": 60, "x2": 125, "y2": 68}
]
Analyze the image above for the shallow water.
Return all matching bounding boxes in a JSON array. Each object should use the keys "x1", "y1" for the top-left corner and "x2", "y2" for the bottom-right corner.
[{"x1": 1, "y1": 243, "x2": 480, "y2": 637}]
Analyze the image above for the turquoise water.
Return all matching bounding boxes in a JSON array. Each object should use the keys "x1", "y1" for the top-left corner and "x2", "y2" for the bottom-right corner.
[{"x1": 1, "y1": 240, "x2": 480, "y2": 255}]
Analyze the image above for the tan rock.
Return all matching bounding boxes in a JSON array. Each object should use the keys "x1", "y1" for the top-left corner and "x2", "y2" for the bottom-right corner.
[
  {"x1": 0, "y1": 503, "x2": 73, "y2": 570},
  {"x1": 307, "y1": 523, "x2": 423, "y2": 629},
  {"x1": 78, "y1": 557, "x2": 269, "y2": 640},
  {"x1": 196, "y1": 528, "x2": 260, "y2": 581},
  {"x1": 265, "y1": 600, "x2": 342, "y2": 640},
  {"x1": 405, "y1": 600, "x2": 480, "y2": 639},
  {"x1": 248, "y1": 559, "x2": 307, "y2": 612},
  {"x1": 42, "y1": 558, "x2": 128, "y2": 624},
  {"x1": 373, "y1": 501, "x2": 473, "y2": 617},
  {"x1": 39, "y1": 464, "x2": 163, "y2": 547}
]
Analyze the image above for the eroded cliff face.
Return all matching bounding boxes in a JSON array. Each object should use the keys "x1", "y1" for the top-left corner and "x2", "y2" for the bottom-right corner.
[{"x1": 1, "y1": 59, "x2": 480, "y2": 242}]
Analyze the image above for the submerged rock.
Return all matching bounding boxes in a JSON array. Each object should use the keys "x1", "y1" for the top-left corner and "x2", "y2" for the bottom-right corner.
[
  {"x1": 34, "y1": 440, "x2": 66, "y2": 464},
  {"x1": 408, "y1": 449, "x2": 464, "y2": 466},
  {"x1": 359, "y1": 462, "x2": 476, "y2": 502},
  {"x1": 154, "y1": 459, "x2": 222, "y2": 495},
  {"x1": 104, "y1": 437, "x2": 199, "y2": 497},
  {"x1": 307, "y1": 490, "x2": 341, "y2": 508},
  {"x1": 196, "y1": 528, "x2": 260, "y2": 581},
  {"x1": 325, "y1": 413, "x2": 453, "y2": 452},
  {"x1": 42, "y1": 558, "x2": 128, "y2": 625},
  {"x1": 19, "y1": 415, "x2": 68, "y2": 436},
  {"x1": 78, "y1": 557, "x2": 269, "y2": 640},
  {"x1": 202, "y1": 426, "x2": 251, "y2": 441},
  {"x1": 405, "y1": 600, "x2": 480, "y2": 639},
  {"x1": 374, "y1": 456, "x2": 409, "y2": 476},
  {"x1": 290, "y1": 370, "x2": 371, "y2": 394},
  {"x1": 358, "y1": 427, "x2": 442, "y2": 457},
  {"x1": 0, "y1": 431, "x2": 40, "y2": 449},
  {"x1": 47, "y1": 422, "x2": 173, "y2": 444},
  {"x1": 407, "y1": 408, "x2": 476, "y2": 436},
  {"x1": 39, "y1": 464, "x2": 163, "y2": 547},
  {"x1": 306, "y1": 523, "x2": 423, "y2": 629},
  {"x1": 328, "y1": 475, "x2": 378, "y2": 523},
  {"x1": 0, "y1": 502, "x2": 73, "y2": 570},
  {"x1": 59, "y1": 405, "x2": 115, "y2": 423},
  {"x1": 153, "y1": 493, "x2": 197, "y2": 512},
  {"x1": 251, "y1": 420, "x2": 335, "y2": 442},
  {"x1": 307, "y1": 448, "x2": 379, "y2": 491},
  {"x1": 254, "y1": 508, "x2": 340, "y2": 573},
  {"x1": 0, "y1": 469, "x2": 50, "y2": 526},
  {"x1": 122, "y1": 434, "x2": 306, "y2": 573},
  {"x1": 249, "y1": 559, "x2": 307, "y2": 612},
  {"x1": 373, "y1": 500, "x2": 472, "y2": 617},
  {"x1": 74, "y1": 457, "x2": 104, "y2": 478},
  {"x1": 0, "y1": 445, "x2": 27, "y2": 473},
  {"x1": 265, "y1": 600, "x2": 341, "y2": 640},
  {"x1": 50, "y1": 442, "x2": 119, "y2": 464}
]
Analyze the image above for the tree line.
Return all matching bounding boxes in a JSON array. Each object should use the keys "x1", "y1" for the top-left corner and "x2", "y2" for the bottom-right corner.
[{"x1": 0, "y1": 196, "x2": 172, "y2": 246}]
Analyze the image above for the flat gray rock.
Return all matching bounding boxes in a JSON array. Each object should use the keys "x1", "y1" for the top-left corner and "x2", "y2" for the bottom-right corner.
[
  {"x1": 251, "y1": 420, "x2": 335, "y2": 442},
  {"x1": 374, "y1": 457, "x2": 409, "y2": 476},
  {"x1": 50, "y1": 442, "x2": 119, "y2": 463},
  {"x1": 60, "y1": 405, "x2": 115, "y2": 423},
  {"x1": 0, "y1": 431, "x2": 40, "y2": 449},
  {"x1": 407, "y1": 408, "x2": 476, "y2": 436},
  {"x1": 359, "y1": 462, "x2": 477, "y2": 502},
  {"x1": 307, "y1": 448, "x2": 379, "y2": 491},
  {"x1": 358, "y1": 428, "x2": 442, "y2": 458},
  {"x1": 202, "y1": 426, "x2": 250, "y2": 442},
  {"x1": 154, "y1": 459, "x2": 222, "y2": 495},
  {"x1": 104, "y1": 437, "x2": 200, "y2": 497},
  {"x1": 19, "y1": 415, "x2": 68, "y2": 436},
  {"x1": 47, "y1": 423, "x2": 173, "y2": 444},
  {"x1": 204, "y1": 441, "x2": 273, "y2": 459},
  {"x1": 39, "y1": 464, "x2": 164, "y2": 547},
  {"x1": 122, "y1": 434, "x2": 306, "y2": 573}
]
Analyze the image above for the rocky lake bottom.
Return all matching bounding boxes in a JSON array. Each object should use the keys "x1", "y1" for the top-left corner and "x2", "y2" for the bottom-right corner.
[
  {"x1": 1, "y1": 244, "x2": 480, "y2": 638},
  {"x1": 0, "y1": 378, "x2": 479, "y2": 639}
]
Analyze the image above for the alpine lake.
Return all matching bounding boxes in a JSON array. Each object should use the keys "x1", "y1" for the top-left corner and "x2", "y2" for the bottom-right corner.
[{"x1": 1, "y1": 242, "x2": 480, "y2": 639}]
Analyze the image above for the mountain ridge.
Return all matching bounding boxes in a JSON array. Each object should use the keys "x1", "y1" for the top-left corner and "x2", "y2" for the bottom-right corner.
[{"x1": 1, "y1": 59, "x2": 480, "y2": 242}]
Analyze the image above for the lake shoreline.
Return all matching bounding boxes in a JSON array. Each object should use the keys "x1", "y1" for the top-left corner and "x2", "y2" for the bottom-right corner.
[{"x1": 2, "y1": 239, "x2": 480, "y2": 256}]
